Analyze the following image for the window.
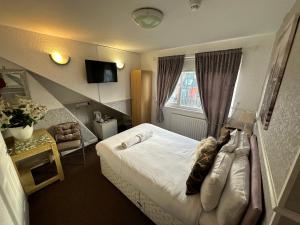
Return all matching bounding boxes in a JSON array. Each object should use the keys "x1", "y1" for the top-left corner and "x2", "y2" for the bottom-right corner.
[{"x1": 167, "y1": 71, "x2": 202, "y2": 111}]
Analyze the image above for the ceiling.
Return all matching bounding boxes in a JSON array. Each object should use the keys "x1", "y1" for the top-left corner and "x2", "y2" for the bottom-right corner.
[{"x1": 0, "y1": 0, "x2": 295, "y2": 53}]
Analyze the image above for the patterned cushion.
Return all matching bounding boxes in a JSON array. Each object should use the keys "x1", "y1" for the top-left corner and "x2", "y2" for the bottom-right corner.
[
  {"x1": 54, "y1": 122, "x2": 81, "y2": 143},
  {"x1": 186, "y1": 137, "x2": 218, "y2": 195},
  {"x1": 57, "y1": 139, "x2": 81, "y2": 151}
]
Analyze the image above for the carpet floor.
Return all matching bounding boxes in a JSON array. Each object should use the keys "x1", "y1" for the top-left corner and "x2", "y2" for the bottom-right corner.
[{"x1": 29, "y1": 144, "x2": 155, "y2": 225}]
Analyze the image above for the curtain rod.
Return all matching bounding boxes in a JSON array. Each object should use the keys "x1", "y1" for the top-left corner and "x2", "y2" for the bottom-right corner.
[{"x1": 152, "y1": 45, "x2": 258, "y2": 61}]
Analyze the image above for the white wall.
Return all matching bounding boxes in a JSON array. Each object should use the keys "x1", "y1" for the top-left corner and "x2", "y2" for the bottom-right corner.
[
  {"x1": 27, "y1": 74, "x2": 63, "y2": 110},
  {"x1": 141, "y1": 34, "x2": 275, "y2": 126},
  {"x1": 0, "y1": 57, "x2": 63, "y2": 110},
  {"x1": 0, "y1": 25, "x2": 140, "y2": 104}
]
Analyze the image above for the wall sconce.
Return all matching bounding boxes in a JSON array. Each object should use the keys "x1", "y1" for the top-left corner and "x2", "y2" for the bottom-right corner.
[
  {"x1": 49, "y1": 51, "x2": 71, "y2": 65},
  {"x1": 116, "y1": 61, "x2": 125, "y2": 70}
]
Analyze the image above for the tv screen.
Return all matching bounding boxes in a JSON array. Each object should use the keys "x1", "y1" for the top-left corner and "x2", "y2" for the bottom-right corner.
[{"x1": 85, "y1": 60, "x2": 117, "y2": 83}]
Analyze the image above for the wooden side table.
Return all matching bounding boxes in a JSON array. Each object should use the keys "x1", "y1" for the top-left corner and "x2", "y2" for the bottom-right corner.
[{"x1": 6, "y1": 129, "x2": 64, "y2": 195}]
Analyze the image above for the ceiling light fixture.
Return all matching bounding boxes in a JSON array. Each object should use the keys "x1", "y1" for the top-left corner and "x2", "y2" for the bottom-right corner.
[
  {"x1": 49, "y1": 51, "x2": 71, "y2": 65},
  {"x1": 132, "y1": 7, "x2": 164, "y2": 29}
]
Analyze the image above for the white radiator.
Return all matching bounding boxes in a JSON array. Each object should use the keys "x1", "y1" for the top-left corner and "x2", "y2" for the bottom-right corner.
[{"x1": 170, "y1": 113, "x2": 207, "y2": 140}]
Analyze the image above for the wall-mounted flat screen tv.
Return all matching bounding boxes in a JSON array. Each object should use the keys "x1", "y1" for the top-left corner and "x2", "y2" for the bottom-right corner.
[{"x1": 85, "y1": 60, "x2": 117, "y2": 83}]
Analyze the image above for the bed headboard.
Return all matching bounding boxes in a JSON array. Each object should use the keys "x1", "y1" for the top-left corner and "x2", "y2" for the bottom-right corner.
[{"x1": 239, "y1": 135, "x2": 263, "y2": 225}]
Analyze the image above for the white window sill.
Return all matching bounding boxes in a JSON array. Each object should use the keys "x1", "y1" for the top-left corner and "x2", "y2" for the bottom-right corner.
[{"x1": 164, "y1": 104, "x2": 206, "y2": 119}]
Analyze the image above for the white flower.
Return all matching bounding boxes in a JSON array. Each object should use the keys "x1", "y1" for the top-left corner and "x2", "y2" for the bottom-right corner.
[
  {"x1": 0, "y1": 112, "x2": 12, "y2": 128},
  {"x1": 0, "y1": 96, "x2": 47, "y2": 128}
]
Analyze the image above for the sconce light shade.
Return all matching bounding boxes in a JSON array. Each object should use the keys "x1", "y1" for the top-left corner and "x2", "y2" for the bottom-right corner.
[
  {"x1": 49, "y1": 51, "x2": 71, "y2": 65},
  {"x1": 116, "y1": 61, "x2": 125, "y2": 70}
]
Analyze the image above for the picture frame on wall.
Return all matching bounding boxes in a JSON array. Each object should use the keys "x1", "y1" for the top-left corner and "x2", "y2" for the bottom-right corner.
[{"x1": 260, "y1": 13, "x2": 300, "y2": 130}]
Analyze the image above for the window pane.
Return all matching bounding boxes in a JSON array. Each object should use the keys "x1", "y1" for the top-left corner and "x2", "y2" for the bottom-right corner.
[
  {"x1": 168, "y1": 77, "x2": 181, "y2": 104},
  {"x1": 167, "y1": 71, "x2": 202, "y2": 110},
  {"x1": 179, "y1": 72, "x2": 201, "y2": 108}
]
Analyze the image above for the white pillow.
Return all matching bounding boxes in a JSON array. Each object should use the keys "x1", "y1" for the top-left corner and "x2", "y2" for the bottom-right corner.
[
  {"x1": 235, "y1": 131, "x2": 250, "y2": 157},
  {"x1": 217, "y1": 155, "x2": 250, "y2": 225},
  {"x1": 201, "y1": 151, "x2": 235, "y2": 211},
  {"x1": 220, "y1": 129, "x2": 239, "y2": 153}
]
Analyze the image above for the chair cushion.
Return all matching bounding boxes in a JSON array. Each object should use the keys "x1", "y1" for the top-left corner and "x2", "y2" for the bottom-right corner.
[
  {"x1": 57, "y1": 140, "x2": 81, "y2": 151},
  {"x1": 54, "y1": 122, "x2": 81, "y2": 143}
]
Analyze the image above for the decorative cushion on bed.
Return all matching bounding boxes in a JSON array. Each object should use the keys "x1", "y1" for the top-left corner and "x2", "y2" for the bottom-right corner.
[
  {"x1": 216, "y1": 153, "x2": 250, "y2": 225},
  {"x1": 239, "y1": 135, "x2": 263, "y2": 225},
  {"x1": 216, "y1": 130, "x2": 231, "y2": 151},
  {"x1": 186, "y1": 137, "x2": 218, "y2": 195},
  {"x1": 200, "y1": 151, "x2": 235, "y2": 211},
  {"x1": 200, "y1": 130, "x2": 236, "y2": 211},
  {"x1": 234, "y1": 131, "x2": 250, "y2": 157},
  {"x1": 221, "y1": 129, "x2": 239, "y2": 153},
  {"x1": 54, "y1": 122, "x2": 81, "y2": 143}
]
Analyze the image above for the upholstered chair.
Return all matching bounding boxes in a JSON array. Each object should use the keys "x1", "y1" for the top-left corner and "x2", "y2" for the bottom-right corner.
[{"x1": 52, "y1": 122, "x2": 85, "y2": 165}]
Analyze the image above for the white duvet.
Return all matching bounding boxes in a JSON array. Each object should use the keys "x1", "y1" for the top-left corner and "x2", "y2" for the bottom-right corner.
[{"x1": 96, "y1": 123, "x2": 203, "y2": 225}]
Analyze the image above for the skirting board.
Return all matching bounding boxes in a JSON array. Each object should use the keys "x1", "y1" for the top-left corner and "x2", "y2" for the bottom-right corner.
[{"x1": 255, "y1": 121, "x2": 300, "y2": 224}]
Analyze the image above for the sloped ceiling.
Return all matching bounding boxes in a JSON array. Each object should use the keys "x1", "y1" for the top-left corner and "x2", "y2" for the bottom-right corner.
[{"x1": 0, "y1": 0, "x2": 295, "y2": 52}]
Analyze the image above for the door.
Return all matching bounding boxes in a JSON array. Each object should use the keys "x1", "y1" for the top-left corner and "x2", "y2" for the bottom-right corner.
[{"x1": 0, "y1": 132, "x2": 28, "y2": 225}]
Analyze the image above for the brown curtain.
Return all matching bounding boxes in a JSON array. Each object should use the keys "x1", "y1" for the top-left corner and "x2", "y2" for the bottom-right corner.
[
  {"x1": 195, "y1": 48, "x2": 242, "y2": 138},
  {"x1": 156, "y1": 55, "x2": 185, "y2": 122}
]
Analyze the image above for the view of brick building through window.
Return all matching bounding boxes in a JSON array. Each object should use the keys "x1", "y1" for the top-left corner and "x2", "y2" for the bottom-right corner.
[{"x1": 168, "y1": 71, "x2": 202, "y2": 110}]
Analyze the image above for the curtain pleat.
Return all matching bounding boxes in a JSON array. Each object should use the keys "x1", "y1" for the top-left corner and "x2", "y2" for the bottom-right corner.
[
  {"x1": 195, "y1": 48, "x2": 242, "y2": 138},
  {"x1": 156, "y1": 55, "x2": 185, "y2": 123}
]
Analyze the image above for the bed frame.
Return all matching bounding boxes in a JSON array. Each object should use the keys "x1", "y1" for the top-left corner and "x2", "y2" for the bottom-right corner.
[
  {"x1": 99, "y1": 134, "x2": 262, "y2": 225},
  {"x1": 100, "y1": 157, "x2": 185, "y2": 225}
]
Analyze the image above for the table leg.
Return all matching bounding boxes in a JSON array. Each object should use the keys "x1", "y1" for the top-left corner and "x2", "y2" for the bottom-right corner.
[{"x1": 51, "y1": 144, "x2": 64, "y2": 181}]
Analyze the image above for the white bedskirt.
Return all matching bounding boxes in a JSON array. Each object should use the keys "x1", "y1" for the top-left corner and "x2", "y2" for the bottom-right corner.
[{"x1": 100, "y1": 156, "x2": 185, "y2": 225}]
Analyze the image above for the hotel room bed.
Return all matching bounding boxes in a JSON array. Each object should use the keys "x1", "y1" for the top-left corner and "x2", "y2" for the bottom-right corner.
[{"x1": 96, "y1": 123, "x2": 262, "y2": 225}]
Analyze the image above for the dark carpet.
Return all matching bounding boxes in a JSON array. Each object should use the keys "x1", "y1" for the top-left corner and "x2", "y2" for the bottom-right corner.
[{"x1": 29, "y1": 145, "x2": 155, "y2": 225}]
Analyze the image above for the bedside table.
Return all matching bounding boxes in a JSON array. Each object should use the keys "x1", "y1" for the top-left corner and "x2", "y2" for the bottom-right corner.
[
  {"x1": 93, "y1": 119, "x2": 118, "y2": 140},
  {"x1": 6, "y1": 129, "x2": 64, "y2": 195}
]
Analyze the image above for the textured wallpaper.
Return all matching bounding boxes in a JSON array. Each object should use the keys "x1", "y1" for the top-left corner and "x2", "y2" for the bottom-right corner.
[
  {"x1": 259, "y1": 27, "x2": 300, "y2": 198},
  {"x1": 35, "y1": 107, "x2": 98, "y2": 146}
]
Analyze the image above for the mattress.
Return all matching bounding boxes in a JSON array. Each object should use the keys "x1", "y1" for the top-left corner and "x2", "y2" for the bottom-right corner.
[{"x1": 96, "y1": 123, "x2": 202, "y2": 225}]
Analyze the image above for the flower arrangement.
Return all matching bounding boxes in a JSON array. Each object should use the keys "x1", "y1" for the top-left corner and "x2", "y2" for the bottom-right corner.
[{"x1": 0, "y1": 96, "x2": 47, "y2": 130}]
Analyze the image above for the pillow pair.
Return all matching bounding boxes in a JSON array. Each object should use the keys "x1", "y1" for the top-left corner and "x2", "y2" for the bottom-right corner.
[
  {"x1": 185, "y1": 131, "x2": 231, "y2": 195},
  {"x1": 200, "y1": 130, "x2": 251, "y2": 225},
  {"x1": 201, "y1": 130, "x2": 250, "y2": 212},
  {"x1": 217, "y1": 152, "x2": 250, "y2": 225},
  {"x1": 200, "y1": 129, "x2": 240, "y2": 211}
]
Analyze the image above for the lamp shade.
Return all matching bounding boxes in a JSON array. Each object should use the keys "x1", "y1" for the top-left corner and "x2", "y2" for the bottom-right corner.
[{"x1": 49, "y1": 51, "x2": 71, "y2": 65}]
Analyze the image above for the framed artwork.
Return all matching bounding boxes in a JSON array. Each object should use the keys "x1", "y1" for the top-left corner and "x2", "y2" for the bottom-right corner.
[{"x1": 260, "y1": 13, "x2": 300, "y2": 130}]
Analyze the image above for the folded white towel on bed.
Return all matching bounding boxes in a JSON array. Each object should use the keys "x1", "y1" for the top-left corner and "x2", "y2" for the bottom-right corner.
[{"x1": 121, "y1": 130, "x2": 153, "y2": 149}]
